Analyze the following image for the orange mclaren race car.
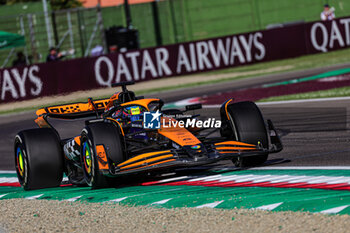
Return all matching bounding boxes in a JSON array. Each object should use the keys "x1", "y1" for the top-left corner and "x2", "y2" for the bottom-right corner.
[{"x1": 14, "y1": 82, "x2": 282, "y2": 190}]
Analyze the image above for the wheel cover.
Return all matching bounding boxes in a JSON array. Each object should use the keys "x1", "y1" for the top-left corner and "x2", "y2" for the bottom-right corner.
[
  {"x1": 16, "y1": 147, "x2": 24, "y2": 177},
  {"x1": 83, "y1": 142, "x2": 92, "y2": 175}
]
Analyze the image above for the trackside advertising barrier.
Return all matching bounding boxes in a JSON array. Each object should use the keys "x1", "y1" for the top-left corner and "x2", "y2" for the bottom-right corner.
[{"x1": 1, "y1": 17, "x2": 350, "y2": 103}]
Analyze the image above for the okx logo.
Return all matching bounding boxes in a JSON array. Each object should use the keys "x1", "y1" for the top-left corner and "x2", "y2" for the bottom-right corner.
[{"x1": 143, "y1": 110, "x2": 161, "y2": 129}]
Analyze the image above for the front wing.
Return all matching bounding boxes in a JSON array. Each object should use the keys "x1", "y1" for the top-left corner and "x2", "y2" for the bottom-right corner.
[{"x1": 103, "y1": 142, "x2": 280, "y2": 176}]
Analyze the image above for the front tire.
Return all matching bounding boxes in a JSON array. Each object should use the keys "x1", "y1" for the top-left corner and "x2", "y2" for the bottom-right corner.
[
  {"x1": 221, "y1": 101, "x2": 269, "y2": 167},
  {"x1": 14, "y1": 128, "x2": 63, "y2": 190},
  {"x1": 81, "y1": 121, "x2": 124, "y2": 188}
]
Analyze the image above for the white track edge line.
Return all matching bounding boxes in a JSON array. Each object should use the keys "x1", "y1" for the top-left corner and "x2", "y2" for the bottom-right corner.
[
  {"x1": 0, "y1": 171, "x2": 16, "y2": 174},
  {"x1": 249, "y1": 166, "x2": 350, "y2": 170}
]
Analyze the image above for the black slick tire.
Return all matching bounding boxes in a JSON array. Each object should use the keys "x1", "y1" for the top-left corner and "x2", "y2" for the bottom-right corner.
[{"x1": 14, "y1": 128, "x2": 63, "y2": 190}]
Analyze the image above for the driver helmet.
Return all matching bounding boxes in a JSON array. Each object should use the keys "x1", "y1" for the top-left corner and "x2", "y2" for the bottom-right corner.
[
  {"x1": 125, "y1": 106, "x2": 144, "y2": 121},
  {"x1": 112, "y1": 105, "x2": 144, "y2": 121}
]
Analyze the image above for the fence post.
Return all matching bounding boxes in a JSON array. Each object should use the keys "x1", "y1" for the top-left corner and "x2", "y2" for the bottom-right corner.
[
  {"x1": 151, "y1": 0, "x2": 162, "y2": 46},
  {"x1": 67, "y1": 10, "x2": 75, "y2": 58},
  {"x1": 77, "y1": 9, "x2": 86, "y2": 58},
  {"x1": 124, "y1": 0, "x2": 133, "y2": 29},
  {"x1": 180, "y1": 0, "x2": 190, "y2": 41},
  {"x1": 1, "y1": 48, "x2": 15, "y2": 68},
  {"x1": 253, "y1": 0, "x2": 262, "y2": 30},
  {"x1": 169, "y1": 0, "x2": 178, "y2": 43},
  {"x1": 51, "y1": 11, "x2": 59, "y2": 47},
  {"x1": 19, "y1": 15, "x2": 30, "y2": 65},
  {"x1": 27, "y1": 14, "x2": 38, "y2": 63},
  {"x1": 84, "y1": 13, "x2": 100, "y2": 56},
  {"x1": 97, "y1": 5, "x2": 107, "y2": 54},
  {"x1": 42, "y1": 0, "x2": 53, "y2": 48}
]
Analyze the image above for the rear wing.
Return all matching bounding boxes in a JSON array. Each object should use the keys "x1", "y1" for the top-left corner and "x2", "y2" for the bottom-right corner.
[
  {"x1": 35, "y1": 98, "x2": 111, "y2": 128},
  {"x1": 36, "y1": 99, "x2": 110, "y2": 119}
]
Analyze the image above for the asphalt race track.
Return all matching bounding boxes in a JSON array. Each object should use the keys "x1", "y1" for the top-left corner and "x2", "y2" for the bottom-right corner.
[{"x1": 1, "y1": 64, "x2": 350, "y2": 171}]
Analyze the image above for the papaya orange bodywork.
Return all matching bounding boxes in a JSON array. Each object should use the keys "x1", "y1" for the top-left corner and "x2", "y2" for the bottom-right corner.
[
  {"x1": 74, "y1": 136, "x2": 81, "y2": 145},
  {"x1": 158, "y1": 127, "x2": 201, "y2": 147},
  {"x1": 216, "y1": 146, "x2": 256, "y2": 151},
  {"x1": 117, "y1": 150, "x2": 171, "y2": 167},
  {"x1": 34, "y1": 116, "x2": 49, "y2": 128},
  {"x1": 35, "y1": 99, "x2": 110, "y2": 117},
  {"x1": 36, "y1": 108, "x2": 47, "y2": 116},
  {"x1": 120, "y1": 154, "x2": 174, "y2": 170},
  {"x1": 224, "y1": 99, "x2": 233, "y2": 120},
  {"x1": 158, "y1": 117, "x2": 201, "y2": 147},
  {"x1": 215, "y1": 141, "x2": 256, "y2": 147},
  {"x1": 105, "y1": 92, "x2": 121, "y2": 110},
  {"x1": 121, "y1": 159, "x2": 176, "y2": 173},
  {"x1": 96, "y1": 145, "x2": 109, "y2": 170}
]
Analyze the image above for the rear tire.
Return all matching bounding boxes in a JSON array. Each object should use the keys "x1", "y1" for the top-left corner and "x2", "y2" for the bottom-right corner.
[
  {"x1": 81, "y1": 121, "x2": 124, "y2": 188},
  {"x1": 14, "y1": 128, "x2": 63, "y2": 190},
  {"x1": 221, "y1": 101, "x2": 268, "y2": 167}
]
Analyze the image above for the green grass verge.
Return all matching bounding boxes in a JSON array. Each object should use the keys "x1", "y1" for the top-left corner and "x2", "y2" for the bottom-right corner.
[
  {"x1": 2, "y1": 47, "x2": 350, "y2": 115},
  {"x1": 259, "y1": 86, "x2": 350, "y2": 102}
]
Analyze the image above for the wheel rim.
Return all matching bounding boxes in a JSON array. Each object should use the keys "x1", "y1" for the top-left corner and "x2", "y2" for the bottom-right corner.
[
  {"x1": 82, "y1": 141, "x2": 92, "y2": 176},
  {"x1": 16, "y1": 147, "x2": 25, "y2": 178}
]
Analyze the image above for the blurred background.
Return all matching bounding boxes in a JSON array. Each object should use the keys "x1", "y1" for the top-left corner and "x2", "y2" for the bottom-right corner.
[{"x1": 0, "y1": 0, "x2": 348, "y2": 67}]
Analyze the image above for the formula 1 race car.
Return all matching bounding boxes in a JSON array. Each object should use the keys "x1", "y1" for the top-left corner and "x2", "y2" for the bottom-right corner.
[{"x1": 14, "y1": 81, "x2": 283, "y2": 190}]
